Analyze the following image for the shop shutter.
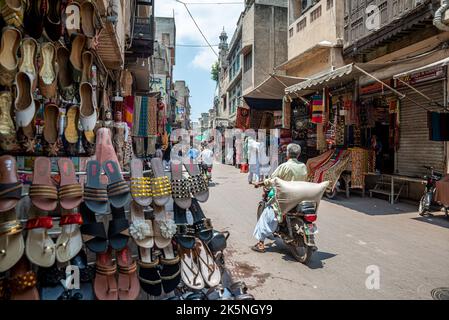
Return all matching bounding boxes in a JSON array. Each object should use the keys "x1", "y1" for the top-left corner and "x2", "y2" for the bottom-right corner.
[{"x1": 397, "y1": 81, "x2": 446, "y2": 177}]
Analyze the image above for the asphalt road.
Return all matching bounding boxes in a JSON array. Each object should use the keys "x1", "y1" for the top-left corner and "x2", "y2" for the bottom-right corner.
[{"x1": 201, "y1": 163, "x2": 449, "y2": 300}]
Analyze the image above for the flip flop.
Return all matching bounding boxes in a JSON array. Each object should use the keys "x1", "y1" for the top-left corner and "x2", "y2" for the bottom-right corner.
[
  {"x1": 173, "y1": 203, "x2": 195, "y2": 250},
  {"x1": 137, "y1": 247, "x2": 162, "y2": 297},
  {"x1": 108, "y1": 206, "x2": 129, "y2": 251},
  {"x1": 96, "y1": 128, "x2": 120, "y2": 176},
  {"x1": 0, "y1": 155, "x2": 22, "y2": 213},
  {"x1": 80, "y1": 202, "x2": 108, "y2": 253},
  {"x1": 58, "y1": 158, "x2": 83, "y2": 210},
  {"x1": 130, "y1": 158, "x2": 152, "y2": 207},
  {"x1": 29, "y1": 157, "x2": 58, "y2": 212},
  {"x1": 153, "y1": 204, "x2": 176, "y2": 249},
  {"x1": 184, "y1": 161, "x2": 209, "y2": 202},
  {"x1": 190, "y1": 198, "x2": 213, "y2": 242},
  {"x1": 179, "y1": 245, "x2": 204, "y2": 291},
  {"x1": 159, "y1": 243, "x2": 181, "y2": 294},
  {"x1": 65, "y1": 105, "x2": 80, "y2": 144},
  {"x1": 94, "y1": 247, "x2": 118, "y2": 300},
  {"x1": 25, "y1": 214, "x2": 55, "y2": 268},
  {"x1": 170, "y1": 162, "x2": 191, "y2": 209},
  {"x1": 84, "y1": 160, "x2": 108, "y2": 214},
  {"x1": 103, "y1": 160, "x2": 130, "y2": 209},
  {"x1": 130, "y1": 201, "x2": 153, "y2": 249},
  {"x1": 116, "y1": 246, "x2": 140, "y2": 300},
  {"x1": 0, "y1": 218, "x2": 24, "y2": 273},
  {"x1": 150, "y1": 158, "x2": 171, "y2": 206},
  {"x1": 55, "y1": 212, "x2": 83, "y2": 263},
  {"x1": 8, "y1": 256, "x2": 39, "y2": 300},
  {"x1": 194, "y1": 239, "x2": 221, "y2": 288}
]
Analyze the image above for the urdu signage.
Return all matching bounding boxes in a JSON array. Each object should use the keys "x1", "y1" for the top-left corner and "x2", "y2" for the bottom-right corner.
[{"x1": 396, "y1": 66, "x2": 446, "y2": 88}]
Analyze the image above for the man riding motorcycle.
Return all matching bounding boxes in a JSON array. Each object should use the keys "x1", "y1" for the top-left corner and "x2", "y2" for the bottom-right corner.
[
  {"x1": 251, "y1": 143, "x2": 308, "y2": 253},
  {"x1": 200, "y1": 145, "x2": 214, "y2": 180}
]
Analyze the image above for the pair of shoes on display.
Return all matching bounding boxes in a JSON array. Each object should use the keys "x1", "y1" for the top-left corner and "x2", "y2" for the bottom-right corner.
[{"x1": 170, "y1": 162, "x2": 209, "y2": 209}]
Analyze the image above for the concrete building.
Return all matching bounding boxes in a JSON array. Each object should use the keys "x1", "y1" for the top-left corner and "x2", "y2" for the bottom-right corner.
[{"x1": 174, "y1": 80, "x2": 191, "y2": 129}]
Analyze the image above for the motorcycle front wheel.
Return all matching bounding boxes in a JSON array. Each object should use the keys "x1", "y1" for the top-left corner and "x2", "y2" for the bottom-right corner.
[{"x1": 287, "y1": 237, "x2": 314, "y2": 265}]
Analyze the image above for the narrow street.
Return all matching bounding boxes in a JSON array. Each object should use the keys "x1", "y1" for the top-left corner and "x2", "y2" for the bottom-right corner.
[{"x1": 202, "y1": 163, "x2": 449, "y2": 300}]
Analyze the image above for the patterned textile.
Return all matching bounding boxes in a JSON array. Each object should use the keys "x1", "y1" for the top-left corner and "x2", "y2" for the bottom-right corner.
[
  {"x1": 157, "y1": 101, "x2": 166, "y2": 134},
  {"x1": 282, "y1": 99, "x2": 291, "y2": 129},
  {"x1": 309, "y1": 149, "x2": 350, "y2": 191},
  {"x1": 349, "y1": 147, "x2": 369, "y2": 189},
  {"x1": 250, "y1": 110, "x2": 263, "y2": 129},
  {"x1": 124, "y1": 96, "x2": 134, "y2": 129},
  {"x1": 137, "y1": 96, "x2": 148, "y2": 137},
  {"x1": 131, "y1": 96, "x2": 142, "y2": 136},
  {"x1": 336, "y1": 117, "x2": 345, "y2": 146},
  {"x1": 316, "y1": 123, "x2": 327, "y2": 152},
  {"x1": 236, "y1": 107, "x2": 250, "y2": 130},
  {"x1": 367, "y1": 150, "x2": 376, "y2": 173},
  {"x1": 312, "y1": 95, "x2": 324, "y2": 124},
  {"x1": 149, "y1": 97, "x2": 158, "y2": 136},
  {"x1": 306, "y1": 149, "x2": 333, "y2": 181}
]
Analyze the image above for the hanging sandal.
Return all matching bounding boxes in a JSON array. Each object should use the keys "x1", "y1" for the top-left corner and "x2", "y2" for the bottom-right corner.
[
  {"x1": 150, "y1": 158, "x2": 171, "y2": 206},
  {"x1": 159, "y1": 243, "x2": 181, "y2": 294},
  {"x1": 0, "y1": 91, "x2": 20, "y2": 152},
  {"x1": 194, "y1": 239, "x2": 221, "y2": 288},
  {"x1": 39, "y1": 42, "x2": 57, "y2": 99},
  {"x1": 179, "y1": 245, "x2": 204, "y2": 291},
  {"x1": 25, "y1": 215, "x2": 55, "y2": 268},
  {"x1": 0, "y1": 0, "x2": 24, "y2": 29},
  {"x1": 18, "y1": 37, "x2": 38, "y2": 89},
  {"x1": 43, "y1": 104, "x2": 60, "y2": 157},
  {"x1": 153, "y1": 204, "x2": 176, "y2": 249},
  {"x1": 44, "y1": 0, "x2": 63, "y2": 41},
  {"x1": 29, "y1": 157, "x2": 58, "y2": 211},
  {"x1": 56, "y1": 45, "x2": 75, "y2": 101},
  {"x1": 137, "y1": 247, "x2": 162, "y2": 297},
  {"x1": 9, "y1": 256, "x2": 39, "y2": 300},
  {"x1": 58, "y1": 158, "x2": 83, "y2": 210},
  {"x1": 55, "y1": 212, "x2": 83, "y2": 263},
  {"x1": 84, "y1": 160, "x2": 108, "y2": 214},
  {"x1": 130, "y1": 158, "x2": 152, "y2": 207},
  {"x1": 130, "y1": 201, "x2": 153, "y2": 249},
  {"x1": 174, "y1": 203, "x2": 195, "y2": 250},
  {"x1": 0, "y1": 155, "x2": 22, "y2": 213},
  {"x1": 171, "y1": 162, "x2": 191, "y2": 209},
  {"x1": 94, "y1": 247, "x2": 118, "y2": 300},
  {"x1": 190, "y1": 198, "x2": 213, "y2": 242},
  {"x1": 108, "y1": 206, "x2": 129, "y2": 251},
  {"x1": 0, "y1": 219, "x2": 24, "y2": 273},
  {"x1": 103, "y1": 160, "x2": 130, "y2": 209},
  {"x1": 184, "y1": 162, "x2": 209, "y2": 202},
  {"x1": 80, "y1": 202, "x2": 107, "y2": 253},
  {"x1": 0, "y1": 26, "x2": 21, "y2": 86},
  {"x1": 116, "y1": 246, "x2": 140, "y2": 300}
]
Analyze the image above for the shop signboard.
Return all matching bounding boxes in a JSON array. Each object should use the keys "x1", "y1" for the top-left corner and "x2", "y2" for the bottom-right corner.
[
  {"x1": 396, "y1": 66, "x2": 446, "y2": 88},
  {"x1": 360, "y1": 79, "x2": 393, "y2": 95}
]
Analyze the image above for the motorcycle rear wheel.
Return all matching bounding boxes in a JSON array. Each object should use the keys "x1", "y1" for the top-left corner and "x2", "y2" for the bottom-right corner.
[{"x1": 287, "y1": 237, "x2": 313, "y2": 265}]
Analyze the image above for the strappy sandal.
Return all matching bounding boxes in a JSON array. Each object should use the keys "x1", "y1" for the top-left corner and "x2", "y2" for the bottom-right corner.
[
  {"x1": 94, "y1": 247, "x2": 118, "y2": 300},
  {"x1": 116, "y1": 246, "x2": 140, "y2": 300},
  {"x1": 0, "y1": 219, "x2": 24, "y2": 273},
  {"x1": 174, "y1": 203, "x2": 196, "y2": 249},
  {"x1": 138, "y1": 247, "x2": 162, "y2": 296},
  {"x1": 130, "y1": 158, "x2": 152, "y2": 207},
  {"x1": 150, "y1": 158, "x2": 171, "y2": 206},
  {"x1": 58, "y1": 158, "x2": 83, "y2": 210},
  {"x1": 184, "y1": 162, "x2": 209, "y2": 202},
  {"x1": 103, "y1": 160, "x2": 130, "y2": 209},
  {"x1": 0, "y1": 155, "x2": 23, "y2": 213},
  {"x1": 230, "y1": 281, "x2": 255, "y2": 300},
  {"x1": 190, "y1": 198, "x2": 213, "y2": 242},
  {"x1": 159, "y1": 243, "x2": 181, "y2": 294},
  {"x1": 206, "y1": 285, "x2": 235, "y2": 300},
  {"x1": 153, "y1": 204, "x2": 176, "y2": 249},
  {"x1": 55, "y1": 212, "x2": 83, "y2": 263},
  {"x1": 171, "y1": 162, "x2": 191, "y2": 209},
  {"x1": 108, "y1": 207, "x2": 129, "y2": 251},
  {"x1": 130, "y1": 201, "x2": 153, "y2": 249},
  {"x1": 9, "y1": 256, "x2": 39, "y2": 300},
  {"x1": 179, "y1": 246, "x2": 204, "y2": 290},
  {"x1": 194, "y1": 239, "x2": 221, "y2": 288},
  {"x1": 25, "y1": 215, "x2": 55, "y2": 268},
  {"x1": 80, "y1": 202, "x2": 107, "y2": 253},
  {"x1": 84, "y1": 160, "x2": 108, "y2": 214},
  {"x1": 29, "y1": 157, "x2": 58, "y2": 212}
]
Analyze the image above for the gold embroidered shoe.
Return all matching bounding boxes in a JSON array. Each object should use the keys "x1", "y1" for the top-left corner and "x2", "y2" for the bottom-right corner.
[
  {"x1": 0, "y1": 91, "x2": 19, "y2": 151},
  {"x1": 38, "y1": 42, "x2": 57, "y2": 99},
  {"x1": 56, "y1": 45, "x2": 75, "y2": 101},
  {"x1": 19, "y1": 37, "x2": 38, "y2": 90},
  {"x1": 0, "y1": 26, "x2": 21, "y2": 86},
  {"x1": 0, "y1": 0, "x2": 24, "y2": 28}
]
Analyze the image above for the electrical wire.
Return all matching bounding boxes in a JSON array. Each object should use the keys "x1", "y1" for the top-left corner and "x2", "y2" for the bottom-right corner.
[
  {"x1": 177, "y1": 44, "x2": 219, "y2": 47},
  {"x1": 175, "y1": 0, "x2": 219, "y2": 58}
]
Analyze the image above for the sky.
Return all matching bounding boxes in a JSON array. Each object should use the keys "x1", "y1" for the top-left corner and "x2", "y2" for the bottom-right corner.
[{"x1": 155, "y1": 0, "x2": 244, "y2": 122}]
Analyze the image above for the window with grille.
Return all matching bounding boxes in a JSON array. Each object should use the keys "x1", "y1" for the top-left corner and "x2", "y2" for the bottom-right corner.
[
  {"x1": 327, "y1": 0, "x2": 333, "y2": 10},
  {"x1": 311, "y1": 5, "x2": 322, "y2": 22},
  {"x1": 244, "y1": 50, "x2": 252, "y2": 73},
  {"x1": 297, "y1": 18, "x2": 307, "y2": 32}
]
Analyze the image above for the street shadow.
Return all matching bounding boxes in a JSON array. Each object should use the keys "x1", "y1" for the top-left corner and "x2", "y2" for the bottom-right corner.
[
  {"x1": 209, "y1": 181, "x2": 220, "y2": 187},
  {"x1": 412, "y1": 214, "x2": 449, "y2": 230},
  {"x1": 325, "y1": 194, "x2": 417, "y2": 216},
  {"x1": 265, "y1": 240, "x2": 336, "y2": 269}
]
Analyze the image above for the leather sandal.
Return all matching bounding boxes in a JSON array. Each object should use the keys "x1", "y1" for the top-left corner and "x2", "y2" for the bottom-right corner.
[
  {"x1": 25, "y1": 214, "x2": 55, "y2": 268},
  {"x1": 55, "y1": 212, "x2": 83, "y2": 263},
  {"x1": 65, "y1": 105, "x2": 80, "y2": 145},
  {"x1": 170, "y1": 162, "x2": 191, "y2": 209},
  {"x1": 153, "y1": 204, "x2": 175, "y2": 249},
  {"x1": 184, "y1": 162, "x2": 209, "y2": 202},
  {"x1": 70, "y1": 34, "x2": 86, "y2": 82},
  {"x1": 56, "y1": 45, "x2": 75, "y2": 101},
  {"x1": 190, "y1": 198, "x2": 213, "y2": 242},
  {"x1": 15, "y1": 71, "x2": 36, "y2": 128},
  {"x1": 116, "y1": 246, "x2": 140, "y2": 300},
  {"x1": 9, "y1": 256, "x2": 39, "y2": 300},
  {"x1": 0, "y1": 91, "x2": 20, "y2": 152},
  {"x1": 0, "y1": 26, "x2": 21, "y2": 86},
  {"x1": 29, "y1": 157, "x2": 58, "y2": 211},
  {"x1": 80, "y1": 202, "x2": 107, "y2": 254},
  {"x1": 84, "y1": 160, "x2": 108, "y2": 214},
  {"x1": 130, "y1": 201, "x2": 153, "y2": 249},
  {"x1": 138, "y1": 247, "x2": 162, "y2": 296},
  {"x1": 130, "y1": 159, "x2": 152, "y2": 207},
  {"x1": 58, "y1": 158, "x2": 83, "y2": 210},
  {"x1": 159, "y1": 243, "x2": 181, "y2": 294},
  {"x1": 174, "y1": 203, "x2": 196, "y2": 249},
  {"x1": 194, "y1": 239, "x2": 221, "y2": 288},
  {"x1": 18, "y1": 37, "x2": 38, "y2": 90},
  {"x1": 150, "y1": 157, "x2": 171, "y2": 206},
  {"x1": 0, "y1": 0, "x2": 24, "y2": 29},
  {"x1": 79, "y1": 82, "x2": 97, "y2": 132},
  {"x1": 44, "y1": 0, "x2": 63, "y2": 41},
  {"x1": 80, "y1": 0, "x2": 100, "y2": 38},
  {"x1": 23, "y1": 0, "x2": 43, "y2": 39},
  {"x1": 103, "y1": 160, "x2": 130, "y2": 209},
  {"x1": 108, "y1": 206, "x2": 129, "y2": 251},
  {"x1": 43, "y1": 104, "x2": 60, "y2": 157},
  {"x1": 94, "y1": 247, "x2": 118, "y2": 300},
  {"x1": 81, "y1": 50, "x2": 93, "y2": 83},
  {"x1": 0, "y1": 155, "x2": 22, "y2": 213},
  {"x1": 39, "y1": 42, "x2": 57, "y2": 99},
  {"x1": 179, "y1": 245, "x2": 204, "y2": 290},
  {"x1": 0, "y1": 219, "x2": 24, "y2": 273}
]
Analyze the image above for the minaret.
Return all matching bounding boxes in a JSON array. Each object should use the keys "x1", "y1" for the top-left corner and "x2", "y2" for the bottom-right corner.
[{"x1": 218, "y1": 27, "x2": 228, "y2": 70}]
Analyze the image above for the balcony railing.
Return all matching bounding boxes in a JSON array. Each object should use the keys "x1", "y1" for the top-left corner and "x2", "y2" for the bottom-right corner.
[{"x1": 128, "y1": 16, "x2": 155, "y2": 58}]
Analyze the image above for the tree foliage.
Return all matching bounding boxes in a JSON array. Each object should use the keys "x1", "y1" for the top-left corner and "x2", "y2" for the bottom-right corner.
[{"x1": 211, "y1": 61, "x2": 219, "y2": 82}]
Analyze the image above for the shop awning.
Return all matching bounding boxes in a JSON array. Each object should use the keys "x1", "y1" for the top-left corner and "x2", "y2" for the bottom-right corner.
[
  {"x1": 285, "y1": 63, "x2": 402, "y2": 97},
  {"x1": 244, "y1": 74, "x2": 307, "y2": 100},
  {"x1": 243, "y1": 97, "x2": 283, "y2": 111},
  {"x1": 393, "y1": 56, "x2": 449, "y2": 79}
]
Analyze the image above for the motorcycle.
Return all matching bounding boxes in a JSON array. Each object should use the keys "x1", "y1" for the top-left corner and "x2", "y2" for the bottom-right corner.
[
  {"x1": 419, "y1": 166, "x2": 449, "y2": 218},
  {"x1": 201, "y1": 162, "x2": 212, "y2": 182},
  {"x1": 256, "y1": 187, "x2": 318, "y2": 264}
]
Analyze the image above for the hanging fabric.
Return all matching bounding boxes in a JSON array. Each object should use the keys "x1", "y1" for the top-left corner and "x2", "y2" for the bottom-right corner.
[
  {"x1": 149, "y1": 96, "x2": 158, "y2": 136},
  {"x1": 124, "y1": 96, "x2": 134, "y2": 129},
  {"x1": 428, "y1": 111, "x2": 449, "y2": 141},
  {"x1": 311, "y1": 94, "x2": 324, "y2": 123},
  {"x1": 282, "y1": 97, "x2": 291, "y2": 129},
  {"x1": 236, "y1": 107, "x2": 250, "y2": 130}
]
